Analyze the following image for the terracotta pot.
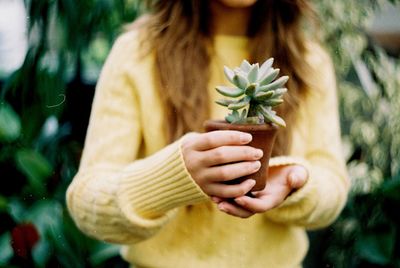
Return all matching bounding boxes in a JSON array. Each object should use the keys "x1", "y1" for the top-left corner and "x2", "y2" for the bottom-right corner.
[{"x1": 204, "y1": 120, "x2": 278, "y2": 191}]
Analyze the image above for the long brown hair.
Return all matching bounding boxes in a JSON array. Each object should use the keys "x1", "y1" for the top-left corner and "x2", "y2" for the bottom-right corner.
[{"x1": 134, "y1": 0, "x2": 316, "y2": 155}]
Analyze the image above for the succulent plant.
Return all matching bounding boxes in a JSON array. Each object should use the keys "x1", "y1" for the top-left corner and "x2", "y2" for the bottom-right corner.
[{"x1": 215, "y1": 58, "x2": 288, "y2": 127}]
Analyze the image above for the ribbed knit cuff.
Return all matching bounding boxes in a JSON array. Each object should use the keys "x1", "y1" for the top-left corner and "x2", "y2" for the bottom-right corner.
[
  {"x1": 117, "y1": 137, "x2": 208, "y2": 221},
  {"x1": 269, "y1": 156, "x2": 307, "y2": 168}
]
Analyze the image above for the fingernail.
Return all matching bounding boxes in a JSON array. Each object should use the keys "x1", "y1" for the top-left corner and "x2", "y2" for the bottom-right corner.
[
  {"x1": 218, "y1": 203, "x2": 227, "y2": 212},
  {"x1": 248, "y1": 179, "x2": 256, "y2": 186},
  {"x1": 289, "y1": 172, "x2": 301, "y2": 186},
  {"x1": 254, "y1": 149, "x2": 263, "y2": 158},
  {"x1": 253, "y1": 161, "x2": 261, "y2": 170},
  {"x1": 211, "y1": 197, "x2": 219, "y2": 203},
  {"x1": 240, "y1": 133, "x2": 252, "y2": 143},
  {"x1": 235, "y1": 198, "x2": 244, "y2": 206}
]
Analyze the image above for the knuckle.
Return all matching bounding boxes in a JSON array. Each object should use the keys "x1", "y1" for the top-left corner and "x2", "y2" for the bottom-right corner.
[
  {"x1": 218, "y1": 168, "x2": 230, "y2": 180},
  {"x1": 202, "y1": 135, "x2": 213, "y2": 147},
  {"x1": 229, "y1": 132, "x2": 240, "y2": 143},
  {"x1": 212, "y1": 149, "x2": 225, "y2": 162},
  {"x1": 219, "y1": 188, "x2": 230, "y2": 198}
]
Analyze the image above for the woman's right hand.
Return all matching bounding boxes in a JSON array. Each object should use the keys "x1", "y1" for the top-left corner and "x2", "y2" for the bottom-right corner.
[{"x1": 181, "y1": 131, "x2": 263, "y2": 199}]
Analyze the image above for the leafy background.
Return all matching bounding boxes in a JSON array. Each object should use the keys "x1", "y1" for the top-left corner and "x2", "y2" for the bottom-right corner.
[{"x1": 0, "y1": 0, "x2": 399, "y2": 267}]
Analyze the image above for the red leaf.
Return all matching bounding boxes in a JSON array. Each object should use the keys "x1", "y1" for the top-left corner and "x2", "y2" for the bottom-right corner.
[{"x1": 11, "y1": 223, "x2": 40, "y2": 258}]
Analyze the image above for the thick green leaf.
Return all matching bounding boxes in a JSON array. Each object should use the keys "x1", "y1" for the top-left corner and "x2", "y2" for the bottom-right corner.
[
  {"x1": 244, "y1": 84, "x2": 257, "y2": 96},
  {"x1": 215, "y1": 86, "x2": 243, "y2": 97},
  {"x1": 215, "y1": 99, "x2": 236, "y2": 107},
  {"x1": 0, "y1": 102, "x2": 21, "y2": 142},
  {"x1": 228, "y1": 97, "x2": 250, "y2": 110},
  {"x1": 223, "y1": 66, "x2": 235, "y2": 83},
  {"x1": 255, "y1": 90, "x2": 274, "y2": 101},
  {"x1": 259, "y1": 68, "x2": 280, "y2": 86},
  {"x1": 244, "y1": 117, "x2": 260, "y2": 124},
  {"x1": 247, "y1": 64, "x2": 259, "y2": 83},
  {"x1": 240, "y1": 60, "x2": 252, "y2": 72},
  {"x1": 258, "y1": 106, "x2": 286, "y2": 127},
  {"x1": 265, "y1": 98, "x2": 284, "y2": 107},
  {"x1": 259, "y1": 75, "x2": 289, "y2": 91},
  {"x1": 273, "y1": 88, "x2": 288, "y2": 97},
  {"x1": 259, "y1": 58, "x2": 274, "y2": 78},
  {"x1": 232, "y1": 73, "x2": 248, "y2": 89},
  {"x1": 15, "y1": 149, "x2": 53, "y2": 195}
]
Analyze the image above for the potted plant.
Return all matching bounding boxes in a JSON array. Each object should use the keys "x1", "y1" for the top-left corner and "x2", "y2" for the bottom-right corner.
[{"x1": 204, "y1": 58, "x2": 288, "y2": 191}]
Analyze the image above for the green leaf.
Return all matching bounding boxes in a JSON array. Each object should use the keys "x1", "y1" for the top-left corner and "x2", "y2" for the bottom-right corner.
[
  {"x1": 223, "y1": 66, "x2": 235, "y2": 83},
  {"x1": 244, "y1": 84, "x2": 257, "y2": 96},
  {"x1": 259, "y1": 58, "x2": 274, "y2": 77},
  {"x1": 240, "y1": 60, "x2": 252, "y2": 72},
  {"x1": 240, "y1": 109, "x2": 247, "y2": 119},
  {"x1": 225, "y1": 114, "x2": 235, "y2": 123},
  {"x1": 215, "y1": 99, "x2": 235, "y2": 107},
  {"x1": 258, "y1": 106, "x2": 286, "y2": 127},
  {"x1": 215, "y1": 86, "x2": 243, "y2": 97},
  {"x1": 273, "y1": 88, "x2": 288, "y2": 97},
  {"x1": 244, "y1": 116, "x2": 260, "y2": 124},
  {"x1": 247, "y1": 64, "x2": 259, "y2": 83},
  {"x1": 228, "y1": 97, "x2": 250, "y2": 110},
  {"x1": 259, "y1": 75, "x2": 289, "y2": 91},
  {"x1": 226, "y1": 110, "x2": 241, "y2": 123},
  {"x1": 259, "y1": 68, "x2": 280, "y2": 86},
  {"x1": 255, "y1": 90, "x2": 274, "y2": 101},
  {"x1": 232, "y1": 73, "x2": 248, "y2": 89},
  {"x1": 0, "y1": 102, "x2": 21, "y2": 142},
  {"x1": 265, "y1": 98, "x2": 284, "y2": 107},
  {"x1": 15, "y1": 149, "x2": 53, "y2": 195}
]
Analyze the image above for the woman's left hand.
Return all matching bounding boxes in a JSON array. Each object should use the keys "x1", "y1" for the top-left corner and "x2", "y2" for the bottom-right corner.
[{"x1": 212, "y1": 164, "x2": 308, "y2": 218}]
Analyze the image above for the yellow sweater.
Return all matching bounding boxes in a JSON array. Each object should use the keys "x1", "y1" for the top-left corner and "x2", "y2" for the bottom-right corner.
[{"x1": 66, "y1": 31, "x2": 349, "y2": 268}]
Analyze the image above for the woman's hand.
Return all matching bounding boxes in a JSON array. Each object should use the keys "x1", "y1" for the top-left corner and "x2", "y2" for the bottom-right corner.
[
  {"x1": 212, "y1": 164, "x2": 308, "y2": 218},
  {"x1": 181, "y1": 131, "x2": 264, "y2": 199}
]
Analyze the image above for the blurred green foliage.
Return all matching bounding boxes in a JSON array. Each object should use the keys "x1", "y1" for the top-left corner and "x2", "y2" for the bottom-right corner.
[
  {"x1": 0, "y1": 0, "x2": 142, "y2": 267},
  {"x1": 313, "y1": 1, "x2": 400, "y2": 267},
  {"x1": 0, "y1": 0, "x2": 399, "y2": 267}
]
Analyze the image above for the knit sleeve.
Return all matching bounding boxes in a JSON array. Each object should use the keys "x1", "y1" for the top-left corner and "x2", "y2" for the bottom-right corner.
[
  {"x1": 265, "y1": 46, "x2": 350, "y2": 229},
  {"x1": 66, "y1": 33, "x2": 208, "y2": 244}
]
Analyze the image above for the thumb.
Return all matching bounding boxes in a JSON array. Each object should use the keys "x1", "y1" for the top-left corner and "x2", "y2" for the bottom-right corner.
[{"x1": 287, "y1": 165, "x2": 308, "y2": 189}]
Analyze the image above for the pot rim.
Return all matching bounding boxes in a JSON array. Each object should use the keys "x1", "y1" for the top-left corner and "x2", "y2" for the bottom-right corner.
[{"x1": 204, "y1": 119, "x2": 278, "y2": 131}]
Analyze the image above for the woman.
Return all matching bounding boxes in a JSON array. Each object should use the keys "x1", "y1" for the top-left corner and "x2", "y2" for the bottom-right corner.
[{"x1": 66, "y1": 0, "x2": 349, "y2": 267}]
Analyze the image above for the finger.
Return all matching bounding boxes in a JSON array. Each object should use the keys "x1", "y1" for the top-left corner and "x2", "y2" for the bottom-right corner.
[
  {"x1": 206, "y1": 179, "x2": 256, "y2": 198},
  {"x1": 202, "y1": 161, "x2": 261, "y2": 182},
  {"x1": 234, "y1": 194, "x2": 282, "y2": 213},
  {"x1": 193, "y1": 131, "x2": 252, "y2": 151},
  {"x1": 210, "y1": 196, "x2": 223, "y2": 204},
  {"x1": 201, "y1": 146, "x2": 263, "y2": 166},
  {"x1": 218, "y1": 201, "x2": 255, "y2": 218},
  {"x1": 287, "y1": 166, "x2": 308, "y2": 189}
]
